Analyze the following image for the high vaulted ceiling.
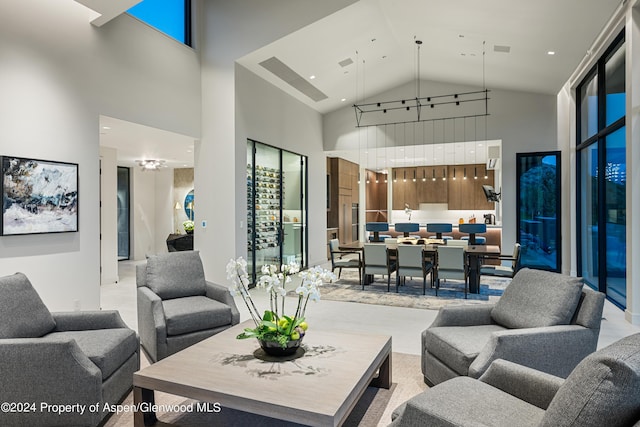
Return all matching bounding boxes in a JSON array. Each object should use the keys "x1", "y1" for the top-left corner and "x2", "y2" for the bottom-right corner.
[{"x1": 237, "y1": 0, "x2": 622, "y2": 114}]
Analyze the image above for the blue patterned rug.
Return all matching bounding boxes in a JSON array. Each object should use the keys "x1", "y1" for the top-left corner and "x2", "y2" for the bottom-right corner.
[{"x1": 320, "y1": 270, "x2": 510, "y2": 310}]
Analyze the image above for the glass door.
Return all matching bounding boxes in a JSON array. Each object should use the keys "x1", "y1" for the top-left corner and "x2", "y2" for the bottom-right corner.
[
  {"x1": 282, "y1": 150, "x2": 306, "y2": 266},
  {"x1": 247, "y1": 140, "x2": 308, "y2": 284},
  {"x1": 516, "y1": 151, "x2": 561, "y2": 272}
]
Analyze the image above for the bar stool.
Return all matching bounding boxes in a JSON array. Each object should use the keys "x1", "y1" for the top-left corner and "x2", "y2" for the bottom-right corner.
[
  {"x1": 459, "y1": 223, "x2": 487, "y2": 245},
  {"x1": 395, "y1": 222, "x2": 420, "y2": 238},
  {"x1": 366, "y1": 222, "x2": 391, "y2": 242},
  {"x1": 426, "y1": 223, "x2": 453, "y2": 241}
]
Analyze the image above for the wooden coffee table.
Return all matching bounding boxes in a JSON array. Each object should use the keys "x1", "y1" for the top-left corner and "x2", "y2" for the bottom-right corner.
[{"x1": 133, "y1": 321, "x2": 392, "y2": 426}]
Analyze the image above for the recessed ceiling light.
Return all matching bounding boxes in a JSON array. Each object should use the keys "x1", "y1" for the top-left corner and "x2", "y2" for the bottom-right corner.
[
  {"x1": 102, "y1": 126, "x2": 111, "y2": 130},
  {"x1": 187, "y1": 149, "x2": 192, "y2": 153},
  {"x1": 548, "y1": 51, "x2": 555, "y2": 55},
  {"x1": 310, "y1": 75, "x2": 316, "y2": 80},
  {"x1": 341, "y1": 98, "x2": 347, "y2": 102}
]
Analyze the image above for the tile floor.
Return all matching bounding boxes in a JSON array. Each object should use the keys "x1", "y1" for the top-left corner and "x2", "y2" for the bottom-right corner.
[{"x1": 101, "y1": 260, "x2": 640, "y2": 356}]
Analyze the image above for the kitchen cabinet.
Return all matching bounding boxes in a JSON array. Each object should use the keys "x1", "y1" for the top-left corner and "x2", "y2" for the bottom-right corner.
[
  {"x1": 365, "y1": 170, "x2": 388, "y2": 222},
  {"x1": 416, "y1": 166, "x2": 448, "y2": 203},
  {"x1": 447, "y1": 164, "x2": 495, "y2": 210},
  {"x1": 392, "y1": 167, "x2": 417, "y2": 210},
  {"x1": 327, "y1": 157, "x2": 359, "y2": 244}
]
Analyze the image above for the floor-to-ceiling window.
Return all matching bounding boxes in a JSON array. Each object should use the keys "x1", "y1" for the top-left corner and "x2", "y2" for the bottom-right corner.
[{"x1": 577, "y1": 31, "x2": 626, "y2": 308}]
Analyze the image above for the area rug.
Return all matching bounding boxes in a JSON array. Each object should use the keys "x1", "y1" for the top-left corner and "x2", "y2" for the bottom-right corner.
[
  {"x1": 321, "y1": 270, "x2": 510, "y2": 310},
  {"x1": 104, "y1": 352, "x2": 425, "y2": 427}
]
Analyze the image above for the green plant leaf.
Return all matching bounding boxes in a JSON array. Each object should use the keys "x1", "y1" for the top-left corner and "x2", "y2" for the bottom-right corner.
[
  {"x1": 261, "y1": 320, "x2": 278, "y2": 329},
  {"x1": 262, "y1": 310, "x2": 274, "y2": 321}
]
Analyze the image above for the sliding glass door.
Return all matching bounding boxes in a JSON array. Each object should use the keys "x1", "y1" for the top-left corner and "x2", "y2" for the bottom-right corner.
[{"x1": 247, "y1": 140, "x2": 308, "y2": 284}]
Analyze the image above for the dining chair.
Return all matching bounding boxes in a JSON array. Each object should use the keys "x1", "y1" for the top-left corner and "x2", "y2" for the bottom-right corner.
[
  {"x1": 459, "y1": 223, "x2": 487, "y2": 245},
  {"x1": 396, "y1": 245, "x2": 434, "y2": 295},
  {"x1": 436, "y1": 245, "x2": 468, "y2": 298},
  {"x1": 426, "y1": 223, "x2": 453, "y2": 241},
  {"x1": 395, "y1": 222, "x2": 421, "y2": 237},
  {"x1": 366, "y1": 222, "x2": 390, "y2": 242},
  {"x1": 480, "y1": 243, "x2": 522, "y2": 279},
  {"x1": 363, "y1": 243, "x2": 396, "y2": 291},
  {"x1": 328, "y1": 238, "x2": 362, "y2": 285}
]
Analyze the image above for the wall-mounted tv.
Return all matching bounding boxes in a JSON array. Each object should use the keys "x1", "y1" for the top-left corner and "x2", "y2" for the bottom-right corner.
[{"x1": 482, "y1": 184, "x2": 501, "y2": 202}]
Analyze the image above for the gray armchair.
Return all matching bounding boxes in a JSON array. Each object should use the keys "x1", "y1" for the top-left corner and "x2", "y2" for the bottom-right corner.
[
  {"x1": 136, "y1": 250, "x2": 240, "y2": 362},
  {"x1": 422, "y1": 268, "x2": 605, "y2": 385},
  {"x1": 392, "y1": 333, "x2": 640, "y2": 426},
  {"x1": 0, "y1": 272, "x2": 139, "y2": 427}
]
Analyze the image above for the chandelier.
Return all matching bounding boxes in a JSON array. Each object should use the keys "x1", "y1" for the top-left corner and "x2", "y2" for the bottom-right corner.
[
  {"x1": 137, "y1": 159, "x2": 166, "y2": 171},
  {"x1": 353, "y1": 40, "x2": 490, "y2": 128}
]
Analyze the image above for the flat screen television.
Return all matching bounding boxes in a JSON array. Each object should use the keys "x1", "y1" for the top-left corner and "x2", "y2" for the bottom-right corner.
[{"x1": 482, "y1": 185, "x2": 501, "y2": 202}]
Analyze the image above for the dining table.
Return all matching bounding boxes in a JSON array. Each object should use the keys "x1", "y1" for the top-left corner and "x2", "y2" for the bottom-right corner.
[{"x1": 339, "y1": 241, "x2": 500, "y2": 294}]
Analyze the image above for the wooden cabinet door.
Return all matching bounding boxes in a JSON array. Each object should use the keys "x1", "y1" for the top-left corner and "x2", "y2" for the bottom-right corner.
[
  {"x1": 474, "y1": 165, "x2": 495, "y2": 210},
  {"x1": 447, "y1": 165, "x2": 462, "y2": 209},
  {"x1": 392, "y1": 167, "x2": 418, "y2": 210},
  {"x1": 338, "y1": 193, "x2": 352, "y2": 243}
]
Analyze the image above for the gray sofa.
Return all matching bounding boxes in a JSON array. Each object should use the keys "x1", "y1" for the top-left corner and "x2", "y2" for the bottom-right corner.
[
  {"x1": 0, "y1": 272, "x2": 139, "y2": 427},
  {"x1": 422, "y1": 268, "x2": 605, "y2": 385},
  {"x1": 392, "y1": 333, "x2": 640, "y2": 426},
  {"x1": 137, "y1": 250, "x2": 240, "y2": 362}
]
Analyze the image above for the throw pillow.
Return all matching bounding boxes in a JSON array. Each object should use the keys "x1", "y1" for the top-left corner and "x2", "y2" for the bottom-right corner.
[{"x1": 491, "y1": 268, "x2": 583, "y2": 329}]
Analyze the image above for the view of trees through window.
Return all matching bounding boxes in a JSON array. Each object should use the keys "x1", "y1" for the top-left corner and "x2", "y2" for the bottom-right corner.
[{"x1": 517, "y1": 152, "x2": 561, "y2": 272}]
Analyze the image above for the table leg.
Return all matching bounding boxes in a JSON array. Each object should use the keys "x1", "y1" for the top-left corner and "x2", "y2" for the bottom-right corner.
[
  {"x1": 467, "y1": 254, "x2": 480, "y2": 294},
  {"x1": 133, "y1": 386, "x2": 157, "y2": 427},
  {"x1": 370, "y1": 351, "x2": 392, "y2": 389}
]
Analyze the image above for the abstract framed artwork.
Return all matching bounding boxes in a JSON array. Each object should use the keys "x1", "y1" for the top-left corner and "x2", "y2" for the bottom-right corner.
[{"x1": 1, "y1": 156, "x2": 78, "y2": 235}]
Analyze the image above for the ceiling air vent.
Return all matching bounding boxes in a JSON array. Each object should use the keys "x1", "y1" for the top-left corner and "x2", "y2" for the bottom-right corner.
[
  {"x1": 338, "y1": 58, "x2": 354, "y2": 67},
  {"x1": 259, "y1": 57, "x2": 328, "y2": 102},
  {"x1": 493, "y1": 45, "x2": 511, "y2": 53}
]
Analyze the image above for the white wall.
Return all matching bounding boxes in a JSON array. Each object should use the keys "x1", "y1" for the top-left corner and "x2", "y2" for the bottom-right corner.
[
  {"x1": 153, "y1": 168, "x2": 174, "y2": 255},
  {"x1": 100, "y1": 147, "x2": 118, "y2": 285},
  {"x1": 235, "y1": 64, "x2": 327, "y2": 267},
  {"x1": 197, "y1": 0, "x2": 358, "y2": 283},
  {"x1": 0, "y1": 0, "x2": 201, "y2": 310},
  {"x1": 324, "y1": 79, "x2": 557, "y2": 260}
]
